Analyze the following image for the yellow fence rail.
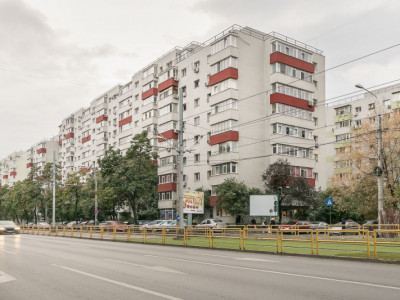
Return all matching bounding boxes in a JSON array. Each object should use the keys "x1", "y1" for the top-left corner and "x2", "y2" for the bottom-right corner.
[{"x1": 20, "y1": 225, "x2": 400, "y2": 261}]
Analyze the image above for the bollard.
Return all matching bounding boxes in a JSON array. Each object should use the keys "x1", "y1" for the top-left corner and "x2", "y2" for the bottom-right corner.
[
  {"x1": 113, "y1": 227, "x2": 116, "y2": 241},
  {"x1": 80, "y1": 226, "x2": 83, "y2": 238}
]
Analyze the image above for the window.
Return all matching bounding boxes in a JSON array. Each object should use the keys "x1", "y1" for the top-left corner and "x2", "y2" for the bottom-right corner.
[
  {"x1": 194, "y1": 116, "x2": 200, "y2": 125},
  {"x1": 368, "y1": 103, "x2": 375, "y2": 110},
  {"x1": 272, "y1": 144, "x2": 313, "y2": 159},
  {"x1": 271, "y1": 62, "x2": 312, "y2": 82},
  {"x1": 135, "y1": 81, "x2": 139, "y2": 88},
  {"x1": 336, "y1": 120, "x2": 351, "y2": 128},
  {"x1": 194, "y1": 80, "x2": 199, "y2": 88},
  {"x1": 135, "y1": 94, "x2": 139, "y2": 101},
  {"x1": 211, "y1": 35, "x2": 237, "y2": 55},
  {"x1": 272, "y1": 123, "x2": 313, "y2": 139},
  {"x1": 355, "y1": 106, "x2": 362, "y2": 113},
  {"x1": 272, "y1": 83, "x2": 312, "y2": 101},
  {"x1": 272, "y1": 41, "x2": 312, "y2": 63},
  {"x1": 181, "y1": 68, "x2": 186, "y2": 77},
  {"x1": 336, "y1": 133, "x2": 351, "y2": 142},
  {"x1": 194, "y1": 61, "x2": 200, "y2": 69},
  {"x1": 143, "y1": 96, "x2": 157, "y2": 106},
  {"x1": 142, "y1": 66, "x2": 157, "y2": 78},
  {"x1": 212, "y1": 99, "x2": 237, "y2": 114},
  {"x1": 158, "y1": 68, "x2": 178, "y2": 83},
  {"x1": 194, "y1": 154, "x2": 200, "y2": 162},
  {"x1": 393, "y1": 92, "x2": 400, "y2": 101},
  {"x1": 142, "y1": 81, "x2": 156, "y2": 93},
  {"x1": 211, "y1": 141, "x2": 237, "y2": 155},
  {"x1": 159, "y1": 103, "x2": 178, "y2": 117},
  {"x1": 194, "y1": 98, "x2": 199, "y2": 107},
  {"x1": 354, "y1": 119, "x2": 362, "y2": 128},
  {"x1": 211, "y1": 119, "x2": 238, "y2": 134},
  {"x1": 272, "y1": 103, "x2": 312, "y2": 121},
  {"x1": 211, "y1": 162, "x2": 237, "y2": 176},
  {"x1": 211, "y1": 57, "x2": 238, "y2": 75},
  {"x1": 142, "y1": 109, "x2": 157, "y2": 120},
  {"x1": 159, "y1": 86, "x2": 178, "y2": 100},
  {"x1": 383, "y1": 99, "x2": 390, "y2": 107},
  {"x1": 211, "y1": 79, "x2": 237, "y2": 95},
  {"x1": 335, "y1": 105, "x2": 351, "y2": 116},
  {"x1": 119, "y1": 109, "x2": 132, "y2": 121},
  {"x1": 194, "y1": 172, "x2": 200, "y2": 181},
  {"x1": 119, "y1": 135, "x2": 132, "y2": 145}
]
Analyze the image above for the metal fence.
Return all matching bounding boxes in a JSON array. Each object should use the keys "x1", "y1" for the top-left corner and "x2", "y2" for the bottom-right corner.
[{"x1": 21, "y1": 225, "x2": 400, "y2": 261}]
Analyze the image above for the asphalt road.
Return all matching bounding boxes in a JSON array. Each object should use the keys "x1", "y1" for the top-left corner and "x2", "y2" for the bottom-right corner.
[{"x1": 1, "y1": 234, "x2": 400, "y2": 300}]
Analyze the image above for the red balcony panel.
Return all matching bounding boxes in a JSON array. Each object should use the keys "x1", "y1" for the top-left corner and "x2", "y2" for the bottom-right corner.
[
  {"x1": 118, "y1": 116, "x2": 132, "y2": 127},
  {"x1": 64, "y1": 132, "x2": 74, "y2": 139},
  {"x1": 36, "y1": 148, "x2": 47, "y2": 154},
  {"x1": 306, "y1": 178, "x2": 316, "y2": 187},
  {"x1": 142, "y1": 88, "x2": 158, "y2": 100},
  {"x1": 58, "y1": 140, "x2": 62, "y2": 146},
  {"x1": 81, "y1": 168, "x2": 91, "y2": 173},
  {"x1": 158, "y1": 129, "x2": 178, "y2": 142},
  {"x1": 270, "y1": 93, "x2": 315, "y2": 112},
  {"x1": 158, "y1": 182, "x2": 177, "y2": 193},
  {"x1": 82, "y1": 135, "x2": 91, "y2": 144},
  {"x1": 209, "y1": 196, "x2": 218, "y2": 207},
  {"x1": 3, "y1": 175, "x2": 8, "y2": 179},
  {"x1": 96, "y1": 115, "x2": 108, "y2": 123},
  {"x1": 208, "y1": 67, "x2": 238, "y2": 86},
  {"x1": 270, "y1": 52, "x2": 314, "y2": 73},
  {"x1": 158, "y1": 78, "x2": 179, "y2": 92},
  {"x1": 209, "y1": 130, "x2": 239, "y2": 146},
  {"x1": 10, "y1": 171, "x2": 17, "y2": 176},
  {"x1": 26, "y1": 163, "x2": 34, "y2": 168}
]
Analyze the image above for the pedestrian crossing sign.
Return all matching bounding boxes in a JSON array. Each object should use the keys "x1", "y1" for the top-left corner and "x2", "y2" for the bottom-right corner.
[{"x1": 326, "y1": 197, "x2": 333, "y2": 207}]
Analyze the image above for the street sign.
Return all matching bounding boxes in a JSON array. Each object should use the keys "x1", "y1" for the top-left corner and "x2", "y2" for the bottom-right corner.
[
  {"x1": 176, "y1": 215, "x2": 180, "y2": 221},
  {"x1": 95, "y1": 209, "x2": 99, "y2": 215},
  {"x1": 326, "y1": 197, "x2": 333, "y2": 207}
]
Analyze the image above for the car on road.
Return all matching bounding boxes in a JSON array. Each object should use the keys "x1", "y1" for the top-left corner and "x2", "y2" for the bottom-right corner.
[
  {"x1": 66, "y1": 221, "x2": 80, "y2": 229},
  {"x1": 310, "y1": 222, "x2": 329, "y2": 231},
  {"x1": 140, "y1": 220, "x2": 164, "y2": 230},
  {"x1": 196, "y1": 219, "x2": 226, "y2": 229},
  {"x1": 37, "y1": 222, "x2": 51, "y2": 229},
  {"x1": 0, "y1": 221, "x2": 21, "y2": 234},
  {"x1": 363, "y1": 220, "x2": 378, "y2": 231},
  {"x1": 160, "y1": 220, "x2": 188, "y2": 232},
  {"x1": 279, "y1": 220, "x2": 311, "y2": 233}
]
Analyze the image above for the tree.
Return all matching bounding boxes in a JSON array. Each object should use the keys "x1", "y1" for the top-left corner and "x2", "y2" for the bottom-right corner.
[
  {"x1": 333, "y1": 110, "x2": 400, "y2": 222},
  {"x1": 215, "y1": 178, "x2": 262, "y2": 216},
  {"x1": 99, "y1": 131, "x2": 158, "y2": 224},
  {"x1": 262, "y1": 159, "x2": 316, "y2": 222}
]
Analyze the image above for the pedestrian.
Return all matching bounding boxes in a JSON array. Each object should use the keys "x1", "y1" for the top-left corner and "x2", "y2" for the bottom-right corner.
[
  {"x1": 250, "y1": 217, "x2": 256, "y2": 228},
  {"x1": 269, "y1": 218, "x2": 276, "y2": 233},
  {"x1": 235, "y1": 215, "x2": 241, "y2": 225},
  {"x1": 341, "y1": 218, "x2": 346, "y2": 236},
  {"x1": 262, "y1": 218, "x2": 267, "y2": 233}
]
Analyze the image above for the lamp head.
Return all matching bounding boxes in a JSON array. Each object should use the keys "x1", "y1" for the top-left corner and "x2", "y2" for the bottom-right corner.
[{"x1": 355, "y1": 84, "x2": 364, "y2": 89}]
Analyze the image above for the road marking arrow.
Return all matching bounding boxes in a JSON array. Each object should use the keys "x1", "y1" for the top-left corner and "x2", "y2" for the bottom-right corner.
[{"x1": 0, "y1": 271, "x2": 16, "y2": 284}]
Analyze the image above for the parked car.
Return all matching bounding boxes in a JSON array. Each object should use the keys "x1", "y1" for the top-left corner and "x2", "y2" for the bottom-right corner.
[
  {"x1": 330, "y1": 220, "x2": 360, "y2": 235},
  {"x1": 160, "y1": 220, "x2": 188, "y2": 232},
  {"x1": 99, "y1": 220, "x2": 127, "y2": 232},
  {"x1": 66, "y1": 221, "x2": 80, "y2": 229},
  {"x1": 363, "y1": 220, "x2": 378, "y2": 231},
  {"x1": 196, "y1": 219, "x2": 226, "y2": 229},
  {"x1": 37, "y1": 222, "x2": 51, "y2": 229},
  {"x1": 0, "y1": 220, "x2": 20, "y2": 234},
  {"x1": 279, "y1": 220, "x2": 310, "y2": 233},
  {"x1": 310, "y1": 222, "x2": 329, "y2": 231},
  {"x1": 140, "y1": 220, "x2": 164, "y2": 230}
]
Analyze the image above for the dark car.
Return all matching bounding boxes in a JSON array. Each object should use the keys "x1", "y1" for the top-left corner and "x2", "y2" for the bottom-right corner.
[{"x1": 0, "y1": 221, "x2": 21, "y2": 234}]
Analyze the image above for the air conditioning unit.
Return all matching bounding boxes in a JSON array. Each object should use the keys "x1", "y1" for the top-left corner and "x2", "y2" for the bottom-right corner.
[
  {"x1": 204, "y1": 82, "x2": 209, "y2": 87},
  {"x1": 354, "y1": 113, "x2": 358, "y2": 117},
  {"x1": 154, "y1": 73, "x2": 158, "y2": 78},
  {"x1": 174, "y1": 76, "x2": 179, "y2": 81},
  {"x1": 104, "y1": 114, "x2": 108, "y2": 118},
  {"x1": 183, "y1": 92, "x2": 187, "y2": 97},
  {"x1": 173, "y1": 163, "x2": 177, "y2": 169},
  {"x1": 194, "y1": 67, "x2": 199, "y2": 73},
  {"x1": 173, "y1": 94, "x2": 179, "y2": 99},
  {"x1": 308, "y1": 101, "x2": 313, "y2": 107},
  {"x1": 174, "y1": 129, "x2": 179, "y2": 134}
]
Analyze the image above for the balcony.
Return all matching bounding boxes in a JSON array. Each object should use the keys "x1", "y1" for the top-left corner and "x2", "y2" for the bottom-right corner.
[
  {"x1": 118, "y1": 116, "x2": 132, "y2": 127},
  {"x1": 82, "y1": 135, "x2": 91, "y2": 144},
  {"x1": 270, "y1": 93, "x2": 314, "y2": 112},
  {"x1": 10, "y1": 171, "x2": 17, "y2": 176},
  {"x1": 96, "y1": 115, "x2": 108, "y2": 123},
  {"x1": 37, "y1": 148, "x2": 47, "y2": 154},
  {"x1": 157, "y1": 129, "x2": 178, "y2": 142},
  {"x1": 64, "y1": 132, "x2": 74, "y2": 139},
  {"x1": 208, "y1": 67, "x2": 238, "y2": 86},
  {"x1": 334, "y1": 113, "x2": 352, "y2": 123},
  {"x1": 158, "y1": 199, "x2": 176, "y2": 210},
  {"x1": 26, "y1": 163, "x2": 34, "y2": 168},
  {"x1": 209, "y1": 130, "x2": 239, "y2": 146},
  {"x1": 142, "y1": 88, "x2": 158, "y2": 100},
  {"x1": 158, "y1": 77, "x2": 179, "y2": 93},
  {"x1": 270, "y1": 52, "x2": 314, "y2": 73},
  {"x1": 2, "y1": 175, "x2": 8, "y2": 179},
  {"x1": 158, "y1": 182, "x2": 177, "y2": 193}
]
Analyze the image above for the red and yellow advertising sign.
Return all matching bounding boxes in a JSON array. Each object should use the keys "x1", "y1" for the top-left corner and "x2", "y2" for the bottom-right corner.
[{"x1": 183, "y1": 191, "x2": 204, "y2": 214}]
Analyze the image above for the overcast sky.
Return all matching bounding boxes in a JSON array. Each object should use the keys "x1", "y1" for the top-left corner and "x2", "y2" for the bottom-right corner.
[{"x1": 1, "y1": 0, "x2": 400, "y2": 158}]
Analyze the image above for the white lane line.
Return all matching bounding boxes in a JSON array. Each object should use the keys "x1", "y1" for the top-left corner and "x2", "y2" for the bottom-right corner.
[
  {"x1": 67, "y1": 244, "x2": 90, "y2": 249},
  {"x1": 145, "y1": 255, "x2": 400, "y2": 291},
  {"x1": 51, "y1": 264, "x2": 182, "y2": 300},
  {"x1": 0, "y1": 271, "x2": 16, "y2": 284},
  {"x1": 105, "y1": 259, "x2": 186, "y2": 274},
  {"x1": 0, "y1": 249, "x2": 16, "y2": 255},
  {"x1": 191, "y1": 253, "x2": 278, "y2": 263}
]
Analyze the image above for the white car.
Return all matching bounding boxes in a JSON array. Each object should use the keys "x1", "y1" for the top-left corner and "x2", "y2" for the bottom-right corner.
[
  {"x1": 140, "y1": 220, "x2": 164, "y2": 230},
  {"x1": 196, "y1": 219, "x2": 226, "y2": 229}
]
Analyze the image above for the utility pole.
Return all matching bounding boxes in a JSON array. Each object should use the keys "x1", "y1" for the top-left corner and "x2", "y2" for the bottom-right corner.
[
  {"x1": 178, "y1": 87, "x2": 184, "y2": 230},
  {"x1": 355, "y1": 84, "x2": 385, "y2": 225},
  {"x1": 52, "y1": 150, "x2": 56, "y2": 227},
  {"x1": 94, "y1": 165, "x2": 98, "y2": 225}
]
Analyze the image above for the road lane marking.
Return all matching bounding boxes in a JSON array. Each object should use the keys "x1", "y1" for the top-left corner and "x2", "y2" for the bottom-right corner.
[
  {"x1": 0, "y1": 249, "x2": 16, "y2": 255},
  {"x1": 145, "y1": 255, "x2": 400, "y2": 291},
  {"x1": 191, "y1": 253, "x2": 278, "y2": 263},
  {"x1": 0, "y1": 271, "x2": 16, "y2": 284},
  {"x1": 105, "y1": 259, "x2": 186, "y2": 274},
  {"x1": 67, "y1": 244, "x2": 90, "y2": 249},
  {"x1": 51, "y1": 264, "x2": 182, "y2": 300}
]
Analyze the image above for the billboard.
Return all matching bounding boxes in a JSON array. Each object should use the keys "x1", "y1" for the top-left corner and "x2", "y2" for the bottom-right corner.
[
  {"x1": 249, "y1": 195, "x2": 278, "y2": 217},
  {"x1": 183, "y1": 191, "x2": 204, "y2": 214}
]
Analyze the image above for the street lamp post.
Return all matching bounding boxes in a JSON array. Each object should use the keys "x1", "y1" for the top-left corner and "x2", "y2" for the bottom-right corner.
[
  {"x1": 355, "y1": 84, "x2": 385, "y2": 225},
  {"x1": 93, "y1": 166, "x2": 98, "y2": 226}
]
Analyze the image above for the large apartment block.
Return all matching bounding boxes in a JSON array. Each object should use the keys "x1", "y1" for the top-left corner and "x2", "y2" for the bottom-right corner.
[
  {"x1": 0, "y1": 25, "x2": 326, "y2": 221},
  {"x1": 26, "y1": 138, "x2": 59, "y2": 177},
  {"x1": 326, "y1": 83, "x2": 400, "y2": 182},
  {"x1": 54, "y1": 25, "x2": 326, "y2": 220},
  {"x1": 0, "y1": 151, "x2": 28, "y2": 187}
]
